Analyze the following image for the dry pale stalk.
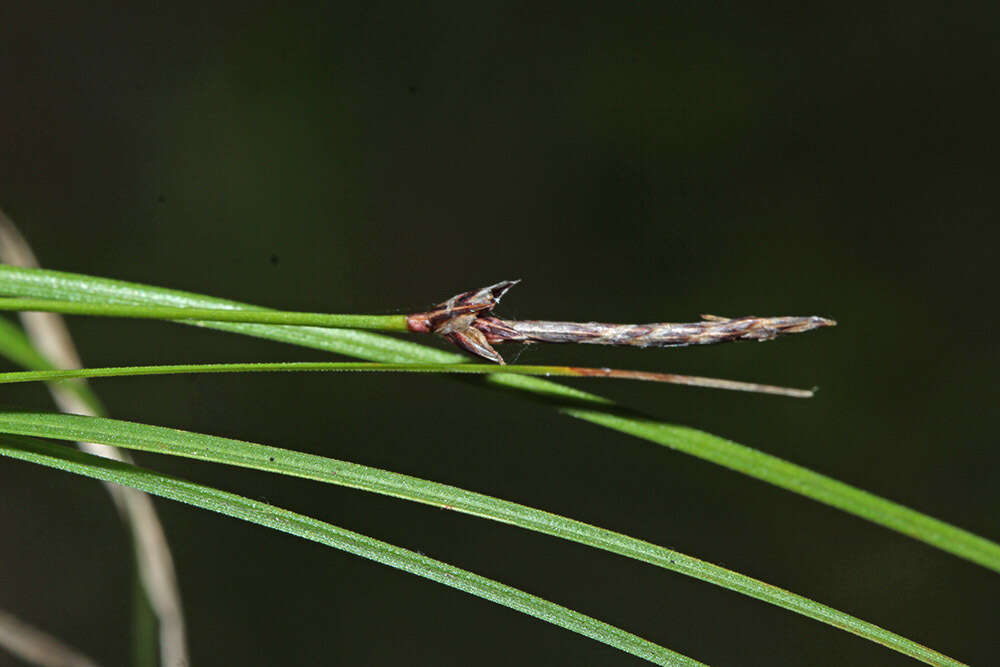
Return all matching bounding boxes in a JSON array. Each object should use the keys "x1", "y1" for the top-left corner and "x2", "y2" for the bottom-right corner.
[{"x1": 0, "y1": 209, "x2": 188, "y2": 667}]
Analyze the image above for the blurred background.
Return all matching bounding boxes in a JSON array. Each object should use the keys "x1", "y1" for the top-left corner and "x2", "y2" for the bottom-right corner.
[{"x1": 1, "y1": 3, "x2": 998, "y2": 665}]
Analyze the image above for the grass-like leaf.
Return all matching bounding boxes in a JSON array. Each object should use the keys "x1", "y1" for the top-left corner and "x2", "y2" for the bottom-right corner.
[
  {"x1": 0, "y1": 433, "x2": 703, "y2": 667},
  {"x1": 0, "y1": 316, "x2": 104, "y2": 413},
  {"x1": 1, "y1": 264, "x2": 997, "y2": 575},
  {"x1": 0, "y1": 410, "x2": 965, "y2": 666},
  {"x1": 0, "y1": 315, "x2": 53, "y2": 369},
  {"x1": 0, "y1": 362, "x2": 816, "y2": 397}
]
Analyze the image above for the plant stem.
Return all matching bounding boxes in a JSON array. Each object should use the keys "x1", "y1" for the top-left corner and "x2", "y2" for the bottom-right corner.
[
  {"x1": 0, "y1": 362, "x2": 816, "y2": 397},
  {"x1": 0, "y1": 298, "x2": 408, "y2": 331}
]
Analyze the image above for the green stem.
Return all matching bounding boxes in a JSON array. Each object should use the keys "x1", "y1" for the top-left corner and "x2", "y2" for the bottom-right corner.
[
  {"x1": 0, "y1": 362, "x2": 575, "y2": 383},
  {"x1": 0, "y1": 362, "x2": 819, "y2": 397},
  {"x1": 0, "y1": 298, "x2": 409, "y2": 331}
]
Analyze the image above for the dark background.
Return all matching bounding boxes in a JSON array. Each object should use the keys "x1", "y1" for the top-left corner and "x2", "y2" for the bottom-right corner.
[{"x1": 2, "y1": 3, "x2": 998, "y2": 665}]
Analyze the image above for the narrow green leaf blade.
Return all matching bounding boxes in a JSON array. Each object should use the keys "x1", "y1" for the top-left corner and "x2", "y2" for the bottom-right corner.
[
  {"x1": 0, "y1": 433, "x2": 703, "y2": 667},
  {"x1": 0, "y1": 316, "x2": 52, "y2": 370},
  {"x1": 0, "y1": 411, "x2": 966, "y2": 667},
  {"x1": 0, "y1": 315, "x2": 105, "y2": 416}
]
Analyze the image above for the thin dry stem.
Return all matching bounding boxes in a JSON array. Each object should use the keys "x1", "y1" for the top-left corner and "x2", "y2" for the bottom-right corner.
[
  {"x1": 0, "y1": 209, "x2": 188, "y2": 667},
  {"x1": 0, "y1": 609, "x2": 101, "y2": 667}
]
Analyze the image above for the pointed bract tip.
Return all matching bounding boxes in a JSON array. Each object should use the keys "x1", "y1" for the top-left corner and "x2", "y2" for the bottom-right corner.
[{"x1": 488, "y1": 280, "x2": 520, "y2": 303}]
